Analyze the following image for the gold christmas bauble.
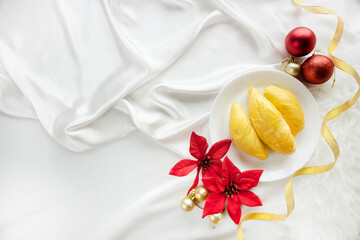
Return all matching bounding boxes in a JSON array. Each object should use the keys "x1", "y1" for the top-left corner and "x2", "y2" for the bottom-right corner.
[
  {"x1": 194, "y1": 186, "x2": 208, "y2": 202},
  {"x1": 208, "y1": 212, "x2": 223, "y2": 224},
  {"x1": 286, "y1": 62, "x2": 301, "y2": 76},
  {"x1": 180, "y1": 196, "x2": 194, "y2": 212}
]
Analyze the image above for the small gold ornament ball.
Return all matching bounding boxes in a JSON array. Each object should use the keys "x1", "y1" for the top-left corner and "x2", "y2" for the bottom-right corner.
[
  {"x1": 195, "y1": 186, "x2": 209, "y2": 202},
  {"x1": 286, "y1": 62, "x2": 301, "y2": 76},
  {"x1": 208, "y1": 212, "x2": 223, "y2": 224},
  {"x1": 180, "y1": 196, "x2": 194, "y2": 212}
]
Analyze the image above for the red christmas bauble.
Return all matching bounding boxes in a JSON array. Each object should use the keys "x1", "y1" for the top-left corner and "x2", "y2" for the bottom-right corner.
[
  {"x1": 301, "y1": 55, "x2": 334, "y2": 84},
  {"x1": 285, "y1": 27, "x2": 316, "y2": 57}
]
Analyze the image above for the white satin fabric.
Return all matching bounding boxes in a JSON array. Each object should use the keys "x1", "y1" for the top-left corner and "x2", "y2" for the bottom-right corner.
[
  {"x1": 3, "y1": 0, "x2": 360, "y2": 154},
  {"x1": 1, "y1": 0, "x2": 360, "y2": 240}
]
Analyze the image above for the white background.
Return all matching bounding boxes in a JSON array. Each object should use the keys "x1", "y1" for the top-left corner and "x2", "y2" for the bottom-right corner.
[{"x1": 1, "y1": 0, "x2": 360, "y2": 239}]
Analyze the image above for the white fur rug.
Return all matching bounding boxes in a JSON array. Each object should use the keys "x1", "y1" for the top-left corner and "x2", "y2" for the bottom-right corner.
[{"x1": 285, "y1": 71, "x2": 360, "y2": 240}]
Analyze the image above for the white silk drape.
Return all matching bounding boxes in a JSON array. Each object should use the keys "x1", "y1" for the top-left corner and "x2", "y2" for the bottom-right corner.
[{"x1": 3, "y1": 0, "x2": 356, "y2": 154}]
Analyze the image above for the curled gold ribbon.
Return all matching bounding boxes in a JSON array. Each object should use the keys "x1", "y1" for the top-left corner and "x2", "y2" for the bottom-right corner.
[{"x1": 237, "y1": 1, "x2": 360, "y2": 239}]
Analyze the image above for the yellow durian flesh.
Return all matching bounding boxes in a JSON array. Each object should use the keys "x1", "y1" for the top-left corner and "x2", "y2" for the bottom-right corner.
[
  {"x1": 264, "y1": 85, "x2": 304, "y2": 136},
  {"x1": 248, "y1": 88, "x2": 296, "y2": 155},
  {"x1": 229, "y1": 102, "x2": 268, "y2": 160}
]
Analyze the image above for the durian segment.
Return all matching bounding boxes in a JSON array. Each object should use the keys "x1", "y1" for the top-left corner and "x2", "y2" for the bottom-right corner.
[
  {"x1": 248, "y1": 88, "x2": 296, "y2": 155},
  {"x1": 264, "y1": 85, "x2": 304, "y2": 136},
  {"x1": 229, "y1": 102, "x2": 268, "y2": 160}
]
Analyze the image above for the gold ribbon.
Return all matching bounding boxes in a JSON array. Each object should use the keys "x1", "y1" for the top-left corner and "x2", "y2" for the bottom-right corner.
[{"x1": 237, "y1": 1, "x2": 360, "y2": 239}]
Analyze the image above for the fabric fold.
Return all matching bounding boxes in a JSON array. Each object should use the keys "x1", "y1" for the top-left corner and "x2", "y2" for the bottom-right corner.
[{"x1": 0, "y1": 0, "x2": 358, "y2": 153}]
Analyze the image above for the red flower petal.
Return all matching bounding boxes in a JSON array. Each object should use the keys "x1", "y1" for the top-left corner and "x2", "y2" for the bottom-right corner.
[
  {"x1": 237, "y1": 191, "x2": 262, "y2": 207},
  {"x1": 211, "y1": 161, "x2": 222, "y2": 175},
  {"x1": 207, "y1": 139, "x2": 232, "y2": 160},
  {"x1": 217, "y1": 178, "x2": 227, "y2": 192},
  {"x1": 202, "y1": 192, "x2": 226, "y2": 218},
  {"x1": 187, "y1": 168, "x2": 200, "y2": 195},
  {"x1": 169, "y1": 160, "x2": 198, "y2": 176},
  {"x1": 235, "y1": 177, "x2": 257, "y2": 191},
  {"x1": 202, "y1": 177, "x2": 221, "y2": 193},
  {"x1": 221, "y1": 157, "x2": 241, "y2": 183},
  {"x1": 202, "y1": 161, "x2": 222, "y2": 178},
  {"x1": 236, "y1": 170, "x2": 263, "y2": 188},
  {"x1": 227, "y1": 195, "x2": 242, "y2": 224},
  {"x1": 189, "y1": 132, "x2": 208, "y2": 159}
]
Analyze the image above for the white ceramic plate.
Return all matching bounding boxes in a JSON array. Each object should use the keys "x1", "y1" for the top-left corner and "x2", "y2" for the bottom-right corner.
[{"x1": 209, "y1": 70, "x2": 321, "y2": 182}]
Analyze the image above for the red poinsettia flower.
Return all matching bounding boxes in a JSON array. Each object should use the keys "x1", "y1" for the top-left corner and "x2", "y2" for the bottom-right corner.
[
  {"x1": 202, "y1": 157, "x2": 263, "y2": 224},
  {"x1": 169, "y1": 132, "x2": 231, "y2": 194}
]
